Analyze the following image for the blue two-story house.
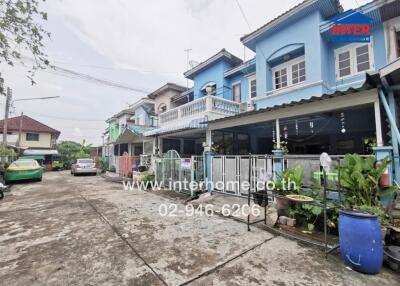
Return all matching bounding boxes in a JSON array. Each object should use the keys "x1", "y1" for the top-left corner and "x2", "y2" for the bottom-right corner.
[
  {"x1": 144, "y1": 50, "x2": 248, "y2": 156},
  {"x1": 206, "y1": 0, "x2": 400, "y2": 161}
]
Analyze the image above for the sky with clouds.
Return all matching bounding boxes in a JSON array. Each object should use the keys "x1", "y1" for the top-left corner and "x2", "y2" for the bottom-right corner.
[{"x1": 0, "y1": 0, "x2": 370, "y2": 145}]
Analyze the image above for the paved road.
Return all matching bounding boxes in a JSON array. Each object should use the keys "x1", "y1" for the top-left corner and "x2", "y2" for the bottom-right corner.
[{"x1": 0, "y1": 171, "x2": 398, "y2": 285}]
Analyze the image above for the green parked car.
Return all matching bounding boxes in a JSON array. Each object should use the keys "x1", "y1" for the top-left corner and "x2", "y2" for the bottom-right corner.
[{"x1": 4, "y1": 159, "x2": 43, "y2": 184}]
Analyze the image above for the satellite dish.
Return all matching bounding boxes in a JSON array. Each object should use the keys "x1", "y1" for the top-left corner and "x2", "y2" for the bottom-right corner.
[{"x1": 189, "y1": 60, "x2": 199, "y2": 68}]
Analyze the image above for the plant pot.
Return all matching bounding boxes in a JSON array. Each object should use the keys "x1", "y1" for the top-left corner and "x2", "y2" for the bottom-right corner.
[
  {"x1": 339, "y1": 209, "x2": 383, "y2": 274},
  {"x1": 253, "y1": 191, "x2": 268, "y2": 207},
  {"x1": 379, "y1": 174, "x2": 390, "y2": 188},
  {"x1": 275, "y1": 196, "x2": 291, "y2": 216}
]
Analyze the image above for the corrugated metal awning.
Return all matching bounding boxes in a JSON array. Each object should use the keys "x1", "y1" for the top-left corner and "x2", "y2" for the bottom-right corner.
[{"x1": 143, "y1": 117, "x2": 208, "y2": 137}]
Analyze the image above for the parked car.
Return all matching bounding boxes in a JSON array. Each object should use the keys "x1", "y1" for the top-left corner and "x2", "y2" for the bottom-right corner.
[
  {"x1": 4, "y1": 159, "x2": 43, "y2": 184},
  {"x1": 71, "y1": 158, "x2": 97, "y2": 176}
]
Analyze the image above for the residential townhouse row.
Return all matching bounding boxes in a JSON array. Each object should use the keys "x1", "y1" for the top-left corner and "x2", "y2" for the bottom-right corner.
[{"x1": 102, "y1": 0, "x2": 400, "y2": 183}]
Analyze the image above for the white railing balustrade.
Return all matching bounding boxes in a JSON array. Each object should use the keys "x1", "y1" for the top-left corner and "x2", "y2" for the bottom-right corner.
[
  {"x1": 159, "y1": 95, "x2": 240, "y2": 124},
  {"x1": 181, "y1": 96, "x2": 207, "y2": 117},
  {"x1": 160, "y1": 109, "x2": 179, "y2": 124},
  {"x1": 212, "y1": 97, "x2": 240, "y2": 114}
]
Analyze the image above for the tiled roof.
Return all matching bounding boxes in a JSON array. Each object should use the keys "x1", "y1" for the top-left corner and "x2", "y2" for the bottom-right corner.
[{"x1": 0, "y1": 115, "x2": 60, "y2": 136}]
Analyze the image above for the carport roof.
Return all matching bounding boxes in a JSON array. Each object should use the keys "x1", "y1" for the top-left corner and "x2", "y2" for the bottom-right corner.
[
  {"x1": 115, "y1": 125, "x2": 154, "y2": 144},
  {"x1": 208, "y1": 75, "x2": 377, "y2": 126},
  {"x1": 143, "y1": 117, "x2": 207, "y2": 137}
]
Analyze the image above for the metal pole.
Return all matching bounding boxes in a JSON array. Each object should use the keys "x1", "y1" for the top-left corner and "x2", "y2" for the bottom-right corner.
[
  {"x1": 17, "y1": 112, "x2": 23, "y2": 148},
  {"x1": 323, "y1": 169, "x2": 328, "y2": 258},
  {"x1": 275, "y1": 118, "x2": 281, "y2": 148},
  {"x1": 184, "y1": 48, "x2": 192, "y2": 88},
  {"x1": 2, "y1": 87, "x2": 12, "y2": 148}
]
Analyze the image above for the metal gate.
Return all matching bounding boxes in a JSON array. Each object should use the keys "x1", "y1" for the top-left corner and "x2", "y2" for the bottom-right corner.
[
  {"x1": 155, "y1": 150, "x2": 181, "y2": 190},
  {"x1": 154, "y1": 150, "x2": 205, "y2": 195},
  {"x1": 210, "y1": 155, "x2": 273, "y2": 197},
  {"x1": 118, "y1": 152, "x2": 140, "y2": 177}
]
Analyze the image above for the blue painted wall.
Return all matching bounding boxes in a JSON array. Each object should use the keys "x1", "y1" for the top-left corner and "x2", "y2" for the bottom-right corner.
[
  {"x1": 193, "y1": 60, "x2": 233, "y2": 100},
  {"x1": 254, "y1": 10, "x2": 324, "y2": 107}
]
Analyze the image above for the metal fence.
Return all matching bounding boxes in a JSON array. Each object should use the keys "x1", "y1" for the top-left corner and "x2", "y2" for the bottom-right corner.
[{"x1": 211, "y1": 155, "x2": 274, "y2": 197}]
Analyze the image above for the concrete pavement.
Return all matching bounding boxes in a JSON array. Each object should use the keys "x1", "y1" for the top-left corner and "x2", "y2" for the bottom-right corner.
[{"x1": 0, "y1": 171, "x2": 398, "y2": 285}]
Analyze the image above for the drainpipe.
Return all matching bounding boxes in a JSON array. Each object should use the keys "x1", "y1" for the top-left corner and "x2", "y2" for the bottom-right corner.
[
  {"x1": 378, "y1": 89, "x2": 400, "y2": 144},
  {"x1": 377, "y1": 88, "x2": 400, "y2": 186},
  {"x1": 388, "y1": 91, "x2": 400, "y2": 182}
]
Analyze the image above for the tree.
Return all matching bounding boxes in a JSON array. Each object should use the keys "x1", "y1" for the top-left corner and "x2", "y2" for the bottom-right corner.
[
  {"x1": 0, "y1": 0, "x2": 50, "y2": 83},
  {"x1": 57, "y1": 140, "x2": 92, "y2": 166}
]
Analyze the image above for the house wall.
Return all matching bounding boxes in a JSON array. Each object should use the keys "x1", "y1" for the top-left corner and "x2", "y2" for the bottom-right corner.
[
  {"x1": 254, "y1": 10, "x2": 324, "y2": 108},
  {"x1": 193, "y1": 60, "x2": 235, "y2": 100},
  {"x1": 19, "y1": 132, "x2": 52, "y2": 148},
  {"x1": 154, "y1": 90, "x2": 182, "y2": 115},
  {"x1": 134, "y1": 106, "x2": 153, "y2": 126}
]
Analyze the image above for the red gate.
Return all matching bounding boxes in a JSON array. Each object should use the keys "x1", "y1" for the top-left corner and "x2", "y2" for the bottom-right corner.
[{"x1": 119, "y1": 152, "x2": 140, "y2": 177}]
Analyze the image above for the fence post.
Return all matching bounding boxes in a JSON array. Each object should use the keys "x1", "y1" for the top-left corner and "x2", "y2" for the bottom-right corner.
[
  {"x1": 373, "y1": 146, "x2": 394, "y2": 208},
  {"x1": 272, "y1": 149, "x2": 284, "y2": 180}
]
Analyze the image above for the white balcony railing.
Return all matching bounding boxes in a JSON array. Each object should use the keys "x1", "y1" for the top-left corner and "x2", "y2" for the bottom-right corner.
[{"x1": 159, "y1": 95, "x2": 240, "y2": 125}]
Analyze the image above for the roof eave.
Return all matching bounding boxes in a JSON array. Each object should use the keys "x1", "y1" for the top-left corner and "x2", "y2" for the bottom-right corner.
[
  {"x1": 147, "y1": 83, "x2": 188, "y2": 99},
  {"x1": 184, "y1": 50, "x2": 243, "y2": 79},
  {"x1": 241, "y1": 0, "x2": 318, "y2": 46}
]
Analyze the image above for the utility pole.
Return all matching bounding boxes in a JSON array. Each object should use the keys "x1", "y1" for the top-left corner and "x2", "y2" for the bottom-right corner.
[
  {"x1": 184, "y1": 48, "x2": 192, "y2": 88},
  {"x1": 2, "y1": 87, "x2": 12, "y2": 148},
  {"x1": 17, "y1": 112, "x2": 24, "y2": 147}
]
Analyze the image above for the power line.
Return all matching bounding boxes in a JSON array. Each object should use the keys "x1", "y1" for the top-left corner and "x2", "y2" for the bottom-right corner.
[
  {"x1": 235, "y1": 0, "x2": 252, "y2": 31},
  {"x1": 50, "y1": 59, "x2": 181, "y2": 74},
  {"x1": 25, "y1": 112, "x2": 105, "y2": 122},
  {"x1": 19, "y1": 56, "x2": 152, "y2": 94}
]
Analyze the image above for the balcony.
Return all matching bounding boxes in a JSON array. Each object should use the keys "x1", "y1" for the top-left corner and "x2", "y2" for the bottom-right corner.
[{"x1": 158, "y1": 95, "x2": 240, "y2": 127}]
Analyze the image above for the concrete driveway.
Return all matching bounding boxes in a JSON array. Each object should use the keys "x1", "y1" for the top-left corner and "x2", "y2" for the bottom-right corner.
[{"x1": 0, "y1": 171, "x2": 398, "y2": 285}]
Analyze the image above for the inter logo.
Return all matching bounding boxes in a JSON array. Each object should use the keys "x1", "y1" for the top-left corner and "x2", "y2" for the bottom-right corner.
[{"x1": 331, "y1": 10, "x2": 372, "y2": 43}]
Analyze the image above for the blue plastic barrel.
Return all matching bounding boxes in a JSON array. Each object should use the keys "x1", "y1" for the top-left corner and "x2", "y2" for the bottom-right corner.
[{"x1": 338, "y1": 209, "x2": 383, "y2": 274}]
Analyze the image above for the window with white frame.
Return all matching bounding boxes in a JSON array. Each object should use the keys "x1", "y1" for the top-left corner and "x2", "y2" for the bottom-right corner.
[
  {"x1": 335, "y1": 43, "x2": 373, "y2": 79},
  {"x1": 274, "y1": 67, "x2": 288, "y2": 89},
  {"x1": 272, "y1": 56, "x2": 306, "y2": 90},
  {"x1": 248, "y1": 75, "x2": 256, "y2": 99},
  {"x1": 292, "y1": 61, "x2": 305, "y2": 84}
]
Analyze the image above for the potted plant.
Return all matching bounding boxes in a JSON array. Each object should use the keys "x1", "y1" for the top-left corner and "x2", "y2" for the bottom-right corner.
[
  {"x1": 273, "y1": 165, "x2": 304, "y2": 213},
  {"x1": 339, "y1": 154, "x2": 394, "y2": 224},
  {"x1": 337, "y1": 154, "x2": 396, "y2": 274}
]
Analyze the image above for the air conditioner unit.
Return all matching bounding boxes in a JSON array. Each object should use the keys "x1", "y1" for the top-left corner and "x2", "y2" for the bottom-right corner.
[
  {"x1": 247, "y1": 100, "x2": 255, "y2": 112},
  {"x1": 239, "y1": 103, "x2": 247, "y2": 113}
]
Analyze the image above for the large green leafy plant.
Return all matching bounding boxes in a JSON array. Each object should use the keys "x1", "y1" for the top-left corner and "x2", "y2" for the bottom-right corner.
[
  {"x1": 339, "y1": 154, "x2": 393, "y2": 208},
  {"x1": 274, "y1": 165, "x2": 304, "y2": 195}
]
